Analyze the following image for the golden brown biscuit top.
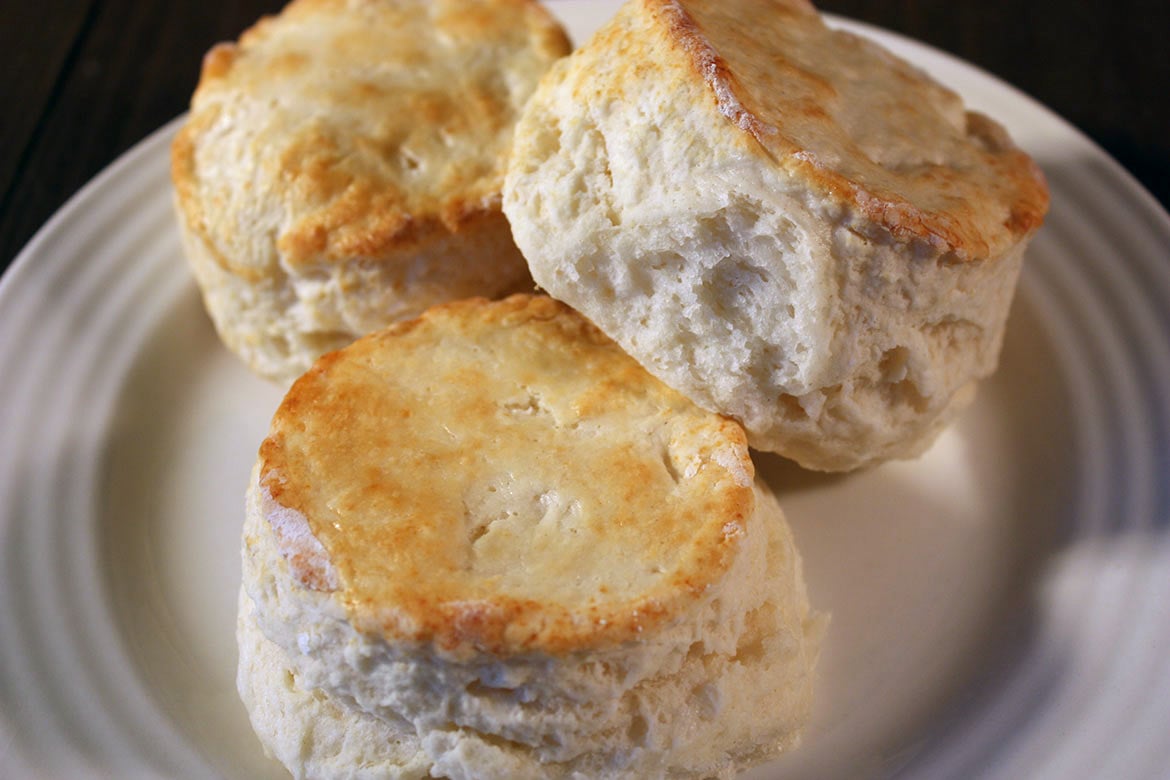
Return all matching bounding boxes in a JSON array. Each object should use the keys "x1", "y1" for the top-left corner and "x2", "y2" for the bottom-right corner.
[
  {"x1": 258, "y1": 295, "x2": 756, "y2": 656},
  {"x1": 171, "y1": 0, "x2": 569, "y2": 274},
  {"x1": 624, "y1": 0, "x2": 1048, "y2": 260}
]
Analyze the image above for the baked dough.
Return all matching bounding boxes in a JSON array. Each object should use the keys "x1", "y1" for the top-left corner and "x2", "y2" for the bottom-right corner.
[
  {"x1": 238, "y1": 295, "x2": 824, "y2": 778},
  {"x1": 503, "y1": 0, "x2": 1049, "y2": 470},
  {"x1": 172, "y1": 0, "x2": 570, "y2": 382}
]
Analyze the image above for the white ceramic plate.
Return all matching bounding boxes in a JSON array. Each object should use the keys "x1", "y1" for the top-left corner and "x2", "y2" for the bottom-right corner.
[{"x1": 2, "y1": 3, "x2": 1169, "y2": 778}]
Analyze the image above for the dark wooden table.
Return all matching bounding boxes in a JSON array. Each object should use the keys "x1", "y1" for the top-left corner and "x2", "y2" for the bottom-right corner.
[{"x1": 2, "y1": 0, "x2": 1167, "y2": 278}]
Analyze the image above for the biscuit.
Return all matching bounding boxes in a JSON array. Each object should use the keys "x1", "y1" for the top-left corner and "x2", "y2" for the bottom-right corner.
[
  {"x1": 238, "y1": 295, "x2": 824, "y2": 778},
  {"x1": 236, "y1": 588, "x2": 432, "y2": 779},
  {"x1": 172, "y1": 0, "x2": 570, "y2": 383},
  {"x1": 503, "y1": 0, "x2": 1050, "y2": 470}
]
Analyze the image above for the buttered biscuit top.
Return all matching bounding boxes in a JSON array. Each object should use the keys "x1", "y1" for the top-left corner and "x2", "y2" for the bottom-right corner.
[
  {"x1": 639, "y1": 0, "x2": 1048, "y2": 258},
  {"x1": 173, "y1": 0, "x2": 571, "y2": 274},
  {"x1": 258, "y1": 295, "x2": 757, "y2": 655}
]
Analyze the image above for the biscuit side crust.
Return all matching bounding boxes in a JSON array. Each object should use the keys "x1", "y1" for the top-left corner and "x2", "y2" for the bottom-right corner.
[{"x1": 240, "y1": 472, "x2": 824, "y2": 778}]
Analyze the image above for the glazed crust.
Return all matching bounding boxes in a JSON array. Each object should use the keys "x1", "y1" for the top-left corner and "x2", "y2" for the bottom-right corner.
[
  {"x1": 171, "y1": 0, "x2": 571, "y2": 277},
  {"x1": 639, "y1": 0, "x2": 1048, "y2": 260},
  {"x1": 258, "y1": 295, "x2": 757, "y2": 655}
]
